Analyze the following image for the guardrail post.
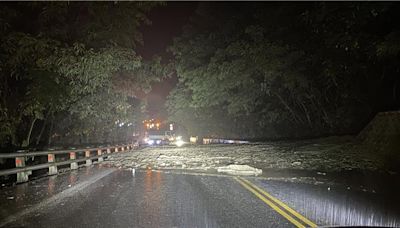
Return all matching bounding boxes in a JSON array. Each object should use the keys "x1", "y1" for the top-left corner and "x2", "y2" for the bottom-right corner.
[
  {"x1": 114, "y1": 147, "x2": 118, "y2": 153},
  {"x1": 97, "y1": 149, "x2": 103, "y2": 162},
  {"x1": 121, "y1": 146, "x2": 125, "y2": 152},
  {"x1": 107, "y1": 148, "x2": 111, "y2": 154},
  {"x1": 48, "y1": 153, "x2": 57, "y2": 175},
  {"x1": 70, "y1": 152, "x2": 78, "y2": 170},
  {"x1": 15, "y1": 155, "x2": 31, "y2": 183},
  {"x1": 85, "y1": 150, "x2": 92, "y2": 166}
]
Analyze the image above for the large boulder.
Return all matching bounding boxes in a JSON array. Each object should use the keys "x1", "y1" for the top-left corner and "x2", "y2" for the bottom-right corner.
[{"x1": 217, "y1": 164, "x2": 262, "y2": 176}]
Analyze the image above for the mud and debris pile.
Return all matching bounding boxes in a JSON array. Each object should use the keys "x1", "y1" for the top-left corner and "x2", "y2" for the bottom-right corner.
[
  {"x1": 354, "y1": 111, "x2": 400, "y2": 170},
  {"x1": 103, "y1": 111, "x2": 400, "y2": 174},
  {"x1": 103, "y1": 136, "x2": 380, "y2": 173}
]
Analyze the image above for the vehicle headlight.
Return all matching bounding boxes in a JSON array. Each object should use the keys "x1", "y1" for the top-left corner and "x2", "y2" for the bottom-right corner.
[
  {"x1": 175, "y1": 139, "x2": 184, "y2": 147},
  {"x1": 147, "y1": 140, "x2": 154, "y2": 145}
]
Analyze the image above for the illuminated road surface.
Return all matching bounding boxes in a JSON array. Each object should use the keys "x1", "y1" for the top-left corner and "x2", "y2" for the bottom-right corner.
[{"x1": 0, "y1": 166, "x2": 399, "y2": 227}]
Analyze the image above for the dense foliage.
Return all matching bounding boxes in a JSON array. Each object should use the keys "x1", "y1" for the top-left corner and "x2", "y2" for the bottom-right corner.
[
  {"x1": 167, "y1": 2, "x2": 400, "y2": 139},
  {"x1": 0, "y1": 2, "x2": 164, "y2": 149}
]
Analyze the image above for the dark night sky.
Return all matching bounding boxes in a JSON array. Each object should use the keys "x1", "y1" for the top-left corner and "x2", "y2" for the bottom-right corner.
[{"x1": 136, "y1": 2, "x2": 198, "y2": 118}]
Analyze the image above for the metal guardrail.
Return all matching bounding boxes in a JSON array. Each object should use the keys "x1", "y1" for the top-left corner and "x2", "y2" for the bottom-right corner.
[{"x1": 0, "y1": 143, "x2": 138, "y2": 183}]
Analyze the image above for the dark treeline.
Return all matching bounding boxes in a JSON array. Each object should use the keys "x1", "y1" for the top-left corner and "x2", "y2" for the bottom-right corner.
[
  {"x1": 167, "y1": 2, "x2": 400, "y2": 139},
  {"x1": 1, "y1": 2, "x2": 399, "y2": 149},
  {"x1": 0, "y1": 2, "x2": 166, "y2": 150}
]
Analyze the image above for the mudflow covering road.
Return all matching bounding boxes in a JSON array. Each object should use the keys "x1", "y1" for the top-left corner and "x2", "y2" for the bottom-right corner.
[{"x1": 104, "y1": 138, "x2": 379, "y2": 173}]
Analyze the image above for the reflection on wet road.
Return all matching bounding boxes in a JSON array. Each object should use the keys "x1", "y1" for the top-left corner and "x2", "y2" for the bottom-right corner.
[
  {"x1": 0, "y1": 166, "x2": 399, "y2": 227},
  {"x1": 250, "y1": 178, "x2": 400, "y2": 227}
]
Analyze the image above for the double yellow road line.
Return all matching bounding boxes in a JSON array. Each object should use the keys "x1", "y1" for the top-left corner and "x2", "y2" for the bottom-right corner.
[{"x1": 234, "y1": 177, "x2": 317, "y2": 228}]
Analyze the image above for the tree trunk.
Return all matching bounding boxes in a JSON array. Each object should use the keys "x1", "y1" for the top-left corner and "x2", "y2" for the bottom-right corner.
[
  {"x1": 299, "y1": 101, "x2": 312, "y2": 128},
  {"x1": 10, "y1": 128, "x2": 16, "y2": 146},
  {"x1": 47, "y1": 114, "x2": 55, "y2": 146},
  {"x1": 273, "y1": 92, "x2": 303, "y2": 124},
  {"x1": 24, "y1": 117, "x2": 37, "y2": 147},
  {"x1": 36, "y1": 107, "x2": 53, "y2": 145},
  {"x1": 35, "y1": 120, "x2": 46, "y2": 146}
]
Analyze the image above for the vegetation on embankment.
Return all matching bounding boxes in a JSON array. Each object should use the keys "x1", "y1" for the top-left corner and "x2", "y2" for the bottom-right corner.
[
  {"x1": 0, "y1": 2, "x2": 169, "y2": 150},
  {"x1": 167, "y1": 2, "x2": 400, "y2": 139}
]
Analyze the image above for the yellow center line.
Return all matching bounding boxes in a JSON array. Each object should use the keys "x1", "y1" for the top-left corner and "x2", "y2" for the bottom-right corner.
[
  {"x1": 234, "y1": 177, "x2": 306, "y2": 228},
  {"x1": 238, "y1": 177, "x2": 317, "y2": 228}
]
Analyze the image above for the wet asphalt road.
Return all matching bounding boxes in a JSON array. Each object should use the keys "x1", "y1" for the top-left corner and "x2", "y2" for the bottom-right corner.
[{"x1": 1, "y1": 166, "x2": 400, "y2": 228}]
